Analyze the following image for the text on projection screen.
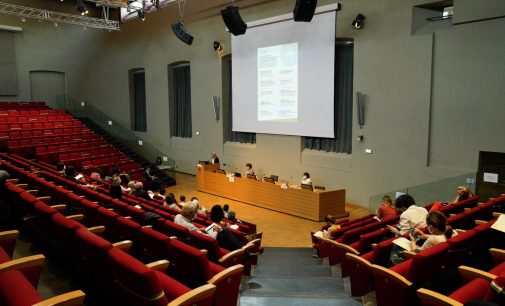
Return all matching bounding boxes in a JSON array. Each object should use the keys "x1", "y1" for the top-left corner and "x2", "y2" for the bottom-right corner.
[{"x1": 231, "y1": 10, "x2": 335, "y2": 138}]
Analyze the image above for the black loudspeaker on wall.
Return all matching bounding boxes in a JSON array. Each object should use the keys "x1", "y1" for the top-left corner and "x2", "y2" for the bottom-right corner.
[
  {"x1": 293, "y1": 0, "x2": 318, "y2": 22},
  {"x1": 356, "y1": 92, "x2": 365, "y2": 128},
  {"x1": 221, "y1": 6, "x2": 247, "y2": 36},
  {"x1": 171, "y1": 21, "x2": 193, "y2": 45}
]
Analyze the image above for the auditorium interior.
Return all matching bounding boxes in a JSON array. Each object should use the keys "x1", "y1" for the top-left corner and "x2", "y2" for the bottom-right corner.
[{"x1": 0, "y1": 0, "x2": 505, "y2": 305}]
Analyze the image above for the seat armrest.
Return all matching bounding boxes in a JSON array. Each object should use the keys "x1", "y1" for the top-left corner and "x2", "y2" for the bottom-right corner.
[
  {"x1": 207, "y1": 264, "x2": 244, "y2": 285},
  {"x1": 490, "y1": 248, "x2": 505, "y2": 262},
  {"x1": 370, "y1": 264, "x2": 413, "y2": 287},
  {"x1": 0, "y1": 254, "x2": 45, "y2": 273},
  {"x1": 0, "y1": 229, "x2": 19, "y2": 240},
  {"x1": 32, "y1": 290, "x2": 86, "y2": 306},
  {"x1": 219, "y1": 248, "x2": 245, "y2": 267},
  {"x1": 50, "y1": 204, "x2": 67, "y2": 212},
  {"x1": 474, "y1": 220, "x2": 487, "y2": 225},
  {"x1": 458, "y1": 266, "x2": 497, "y2": 282},
  {"x1": 87, "y1": 226, "x2": 106, "y2": 235},
  {"x1": 66, "y1": 214, "x2": 84, "y2": 222},
  {"x1": 146, "y1": 260, "x2": 170, "y2": 272},
  {"x1": 167, "y1": 284, "x2": 216, "y2": 306},
  {"x1": 454, "y1": 229, "x2": 466, "y2": 234},
  {"x1": 416, "y1": 288, "x2": 463, "y2": 306},
  {"x1": 112, "y1": 240, "x2": 133, "y2": 252}
]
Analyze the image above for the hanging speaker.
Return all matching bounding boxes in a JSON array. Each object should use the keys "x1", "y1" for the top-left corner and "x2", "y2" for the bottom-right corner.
[
  {"x1": 293, "y1": 0, "x2": 318, "y2": 22},
  {"x1": 221, "y1": 5, "x2": 247, "y2": 36},
  {"x1": 171, "y1": 21, "x2": 193, "y2": 45},
  {"x1": 356, "y1": 92, "x2": 365, "y2": 128}
]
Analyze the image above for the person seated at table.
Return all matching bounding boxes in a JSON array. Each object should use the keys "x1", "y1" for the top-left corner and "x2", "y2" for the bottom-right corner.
[
  {"x1": 245, "y1": 163, "x2": 254, "y2": 176},
  {"x1": 376, "y1": 195, "x2": 397, "y2": 219},
  {"x1": 210, "y1": 152, "x2": 220, "y2": 164},
  {"x1": 301, "y1": 172, "x2": 312, "y2": 185}
]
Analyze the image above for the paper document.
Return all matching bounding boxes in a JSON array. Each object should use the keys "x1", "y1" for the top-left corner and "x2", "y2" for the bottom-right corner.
[
  {"x1": 229, "y1": 224, "x2": 239, "y2": 230},
  {"x1": 205, "y1": 223, "x2": 217, "y2": 233},
  {"x1": 491, "y1": 215, "x2": 505, "y2": 233},
  {"x1": 392, "y1": 237, "x2": 412, "y2": 251}
]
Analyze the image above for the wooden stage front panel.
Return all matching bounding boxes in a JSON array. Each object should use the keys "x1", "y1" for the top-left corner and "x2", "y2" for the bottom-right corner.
[{"x1": 195, "y1": 164, "x2": 347, "y2": 221}]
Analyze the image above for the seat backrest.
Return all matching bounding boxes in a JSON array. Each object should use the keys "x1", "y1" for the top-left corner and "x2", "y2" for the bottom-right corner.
[
  {"x1": 155, "y1": 220, "x2": 190, "y2": 240},
  {"x1": 188, "y1": 230, "x2": 223, "y2": 262},
  {"x1": 107, "y1": 247, "x2": 168, "y2": 306},
  {"x1": 170, "y1": 239, "x2": 214, "y2": 287},
  {"x1": 405, "y1": 242, "x2": 449, "y2": 284},
  {"x1": 75, "y1": 228, "x2": 115, "y2": 286},
  {"x1": 141, "y1": 227, "x2": 173, "y2": 262}
]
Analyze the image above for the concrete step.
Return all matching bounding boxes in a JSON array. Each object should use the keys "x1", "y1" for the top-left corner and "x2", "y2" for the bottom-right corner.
[
  {"x1": 253, "y1": 265, "x2": 333, "y2": 278},
  {"x1": 239, "y1": 295, "x2": 362, "y2": 306},
  {"x1": 243, "y1": 276, "x2": 343, "y2": 296}
]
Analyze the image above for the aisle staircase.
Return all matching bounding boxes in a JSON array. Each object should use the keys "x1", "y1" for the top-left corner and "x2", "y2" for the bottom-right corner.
[
  {"x1": 77, "y1": 117, "x2": 176, "y2": 187},
  {"x1": 239, "y1": 247, "x2": 362, "y2": 306}
]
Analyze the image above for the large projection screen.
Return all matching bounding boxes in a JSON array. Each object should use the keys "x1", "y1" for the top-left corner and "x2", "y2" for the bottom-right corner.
[{"x1": 232, "y1": 8, "x2": 336, "y2": 138}]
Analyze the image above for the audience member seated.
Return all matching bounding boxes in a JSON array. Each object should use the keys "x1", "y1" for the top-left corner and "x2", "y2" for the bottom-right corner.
[
  {"x1": 301, "y1": 172, "x2": 312, "y2": 185},
  {"x1": 64, "y1": 166, "x2": 96, "y2": 190},
  {"x1": 110, "y1": 175, "x2": 123, "y2": 199},
  {"x1": 164, "y1": 195, "x2": 181, "y2": 211},
  {"x1": 125, "y1": 181, "x2": 135, "y2": 194},
  {"x1": 376, "y1": 195, "x2": 397, "y2": 219},
  {"x1": 56, "y1": 162, "x2": 66, "y2": 176},
  {"x1": 223, "y1": 204, "x2": 230, "y2": 218},
  {"x1": 143, "y1": 166, "x2": 160, "y2": 191},
  {"x1": 451, "y1": 185, "x2": 473, "y2": 204},
  {"x1": 228, "y1": 211, "x2": 241, "y2": 224},
  {"x1": 175, "y1": 202, "x2": 242, "y2": 251},
  {"x1": 390, "y1": 210, "x2": 457, "y2": 265},
  {"x1": 191, "y1": 197, "x2": 207, "y2": 214},
  {"x1": 245, "y1": 163, "x2": 254, "y2": 176},
  {"x1": 210, "y1": 205, "x2": 227, "y2": 225},
  {"x1": 131, "y1": 181, "x2": 151, "y2": 201},
  {"x1": 179, "y1": 195, "x2": 187, "y2": 207},
  {"x1": 388, "y1": 194, "x2": 428, "y2": 237}
]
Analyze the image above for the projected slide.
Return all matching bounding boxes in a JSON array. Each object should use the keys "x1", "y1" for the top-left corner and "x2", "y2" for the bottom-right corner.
[{"x1": 257, "y1": 43, "x2": 298, "y2": 122}]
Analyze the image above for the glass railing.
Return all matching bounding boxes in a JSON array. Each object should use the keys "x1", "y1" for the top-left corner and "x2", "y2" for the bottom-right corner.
[
  {"x1": 369, "y1": 173, "x2": 477, "y2": 213},
  {"x1": 63, "y1": 98, "x2": 176, "y2": 181}
]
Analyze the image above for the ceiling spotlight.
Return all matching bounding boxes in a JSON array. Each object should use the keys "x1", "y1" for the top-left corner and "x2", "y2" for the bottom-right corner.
[
  {"x1": 76, "y1": 0, "x2": 88, "y2": 16},
  {"x1": 213, "y1": 41, "x2": 223, "y2": 52},
  {"x1": 351, "y1": 14, "x2": 365, "y2": 29},
  {"x1": 21, "y1": 17, "x2": 26, "y2": 22},
  {"x1": 54, "y1": 22, "x2": 58, "y2": 27},
  {"x1": 138, "y1": 10, "x2": 145, "y2": 21}
]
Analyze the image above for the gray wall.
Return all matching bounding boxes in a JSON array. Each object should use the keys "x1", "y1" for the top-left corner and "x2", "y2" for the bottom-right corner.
[{"x1": 1, "y1": 0, "x2": 505, "y2": 208}]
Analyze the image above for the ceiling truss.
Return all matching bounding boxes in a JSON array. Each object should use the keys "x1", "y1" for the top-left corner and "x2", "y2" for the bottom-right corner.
[{"x1": 0, "y1": 1, "x2": 120, "y2": 31}]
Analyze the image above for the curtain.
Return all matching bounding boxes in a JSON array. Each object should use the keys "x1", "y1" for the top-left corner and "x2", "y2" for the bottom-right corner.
[
  {"x1": 304, "y1": 43, "x2": 353, "y2": 153},
  {"x1": 226, "y1": 58, "x2": 256, "y2": 144},
  {"x1": 133, "y1": 71, "x2": 147, "y2": 132},
  {"x1": 173, "y1": 65, "x2": 192, "y2": 138}
]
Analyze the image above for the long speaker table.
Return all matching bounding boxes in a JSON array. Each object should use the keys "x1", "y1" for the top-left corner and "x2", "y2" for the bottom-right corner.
[{"x1": 195, "y1": 164, "x2": 348, "y2": 221}]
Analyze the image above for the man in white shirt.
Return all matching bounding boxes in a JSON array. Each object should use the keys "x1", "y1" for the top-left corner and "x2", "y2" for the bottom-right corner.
[
  {"x1": 174, "y1": 202, "x2": 220, "y2": 238},
  {"x1": 179, "y1": 195, "x2": 187, "y2": 207},
  {"x1": 389, "y1": 194, "x2": 428, "y2": 236},
  {"x1": 210, "y1": 152, "x2": 220, "y2": 164}
]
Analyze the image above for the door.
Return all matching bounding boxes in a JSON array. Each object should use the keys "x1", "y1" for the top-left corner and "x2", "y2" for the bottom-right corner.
[{"x1": 30, "y1": 71, "x2": 66, "y2": 109}]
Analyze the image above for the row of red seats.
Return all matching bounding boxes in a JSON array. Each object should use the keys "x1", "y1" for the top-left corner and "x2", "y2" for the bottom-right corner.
[
  {"x1": 8, "y1": 135, "x2": 101, "y2": 157},
  {"x1": 4, "y1": 181, "x2": 218, "y2": 306},
  {"x1": 0, "y1": 101, "x2": 48, "y2": 109},
  {"x1": 0, "y1": 120, "x2": 81, "y2": 132},
  {"x1": 0, "y1": 109, "x2": 62, "y2": 116},
  {"x1": 0, "y1": 229, "x2": 85, "y2": 306},
  {"x1": 0, "y1": 114, "x2": 74, "y2": 123},
  {"x1": 1, "y1": 126, "x2": 90, "y2": 139},
  {"x1": 36, "y1": 141, "x2": 108, "y2": 164},
  {"x1": 340, "y1": 198, "x2": 505, "y2": 305},
  {"x1": 2, "y1": 160, "x2": 251, "y2": 306}
]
